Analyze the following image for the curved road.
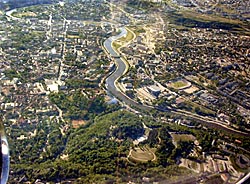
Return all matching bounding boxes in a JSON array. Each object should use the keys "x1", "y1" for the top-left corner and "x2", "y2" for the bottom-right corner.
[{"x1": 103, "y1": 28, "x2": 250, "y2": 137}]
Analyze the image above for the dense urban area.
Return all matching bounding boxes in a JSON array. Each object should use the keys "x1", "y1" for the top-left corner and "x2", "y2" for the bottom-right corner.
[{"x1": 0, "y1": 0, "x2": 249, "y2": 183}]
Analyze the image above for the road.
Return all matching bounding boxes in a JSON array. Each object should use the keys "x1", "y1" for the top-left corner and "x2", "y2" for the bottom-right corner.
[
  {"x1": 103, "y1": 28, "x2": 249, "y2": 137},
  {"x1": 57, "y1": 18, "x2": 68, "y2": 83}
]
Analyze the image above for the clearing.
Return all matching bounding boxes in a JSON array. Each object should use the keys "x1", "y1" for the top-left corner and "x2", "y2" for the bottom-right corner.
[{"x1": 128, "y1": 146, "x2": 156, "y2": 162}]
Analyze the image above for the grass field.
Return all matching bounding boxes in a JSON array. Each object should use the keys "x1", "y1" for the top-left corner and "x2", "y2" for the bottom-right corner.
[
  {"x1": 162, "y1": 5, "x2": 249, "y2": 34},
  {"x1": 180, "y1": 9, "x2": 244, "y2": 25},
  {"x1": 13, "y1": 11, "x2": 37, "y2": 18},
  {"x1": 112, "y1": 27, "x2": 135, "y2": 50},
  {"x1": 169, "y1": 80, "x2": 190, "y2": 90},
  {"x1": 172, "y1": 81, "x2": 187, "y2": 88},
  {"x1": 112, "y1": 42, "x2": 122, "y2": 51},
  {"x1": 67, "y1": 35, "x2": 79, "y2": 39},
  {"x1": 118, "y1": 28, "x2": 134, "y2": 42},
  {"x1": 180, "y1": 9, "x2": 250, "y2": 35}
]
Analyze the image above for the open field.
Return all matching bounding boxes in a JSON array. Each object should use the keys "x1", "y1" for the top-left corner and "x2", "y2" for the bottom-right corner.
[
  {"x1": 13, "y1": 11, "x2": 37, "y2": 18},
  {"x1": 67, "y1": 35, "x2": 80, "y2": 39},
  {"x1": 184, "y1": 86, "x2": 199, "y2": 94},
  {"x1": 118, "y1": 28, "x2": 134, "y2": 42},
  {"x1": 179, "y1": 158, "x2": 201, "y2": 173},
  {"x1": 163, "y1": 7, "x2": 249, "y2": 34},
  {"x1": 112, "y1": 42, "x2": 122, "y2": 51},
  {"x1": 172, "y1": 81, "x2": 188, "y2": 88},
  {"x1": 186, "y1": 101, "x2": 216, "y2": 116},
  {"x1": 180, "y1": 10, "x2": 242, "y2": 24},
  {"x1": 129, "y1": 146, "x2": 156, "y2": 162},
  {"x1": 168, "y1": 79, "x2": 191, "y2": 90},
  {"x1": 72, "y1": 120, "x2": 86, "y2": 128},
  {"x1": 170, "y1": 133, "x2": 196, "y2": 146},
  {"x1": 112, "y1": 27, "x2": 135, "y2": 50}
]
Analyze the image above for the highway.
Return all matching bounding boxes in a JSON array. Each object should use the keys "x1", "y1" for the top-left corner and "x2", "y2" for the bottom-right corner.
[{"x1": 103, "y1": 28, "x2": 250, "y2": 137}]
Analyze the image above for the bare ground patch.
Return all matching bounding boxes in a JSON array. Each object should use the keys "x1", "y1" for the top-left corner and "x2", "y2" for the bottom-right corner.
[{"x1": 72, "y1": 120, "x2": 86, "y2": 128}]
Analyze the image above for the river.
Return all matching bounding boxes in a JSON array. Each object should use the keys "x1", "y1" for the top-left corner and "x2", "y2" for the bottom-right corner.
[{"x1": 103, "y1": 27, "x2": 250, "y2": 137}]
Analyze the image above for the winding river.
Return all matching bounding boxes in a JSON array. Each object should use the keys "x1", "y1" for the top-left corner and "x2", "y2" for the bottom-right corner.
[
  {"x1": 103, "y1": 28, "x2": 250, "y2": 137},
  {"x1": 103, "y1": 28, "x2": 153, "y2": 112}
]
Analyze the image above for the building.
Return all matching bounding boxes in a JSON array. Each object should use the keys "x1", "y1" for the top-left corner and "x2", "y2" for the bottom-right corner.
[{"x1": 147, "y1": 85, "x2": 161, "y2": 97}]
